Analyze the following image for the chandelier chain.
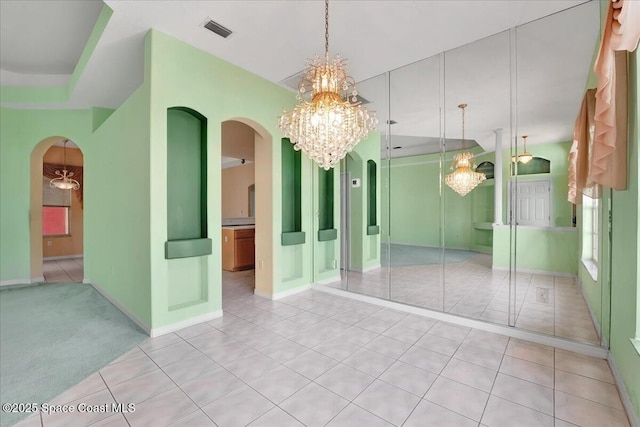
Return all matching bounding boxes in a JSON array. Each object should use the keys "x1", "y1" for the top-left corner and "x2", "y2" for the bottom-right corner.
[{"x1": 325, "y1": 0, "x2": 329, "y2": 61}]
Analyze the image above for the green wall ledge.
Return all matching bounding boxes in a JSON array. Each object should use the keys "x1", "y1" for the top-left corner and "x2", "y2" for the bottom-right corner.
[
  {"x1": 318, "y1": 229, "x2": 337, "y2": 241},
  {"x1": 282, "y1": 232, "x2": 306, "y2": 246},
  {"x1": 165, "y1": 238, "x2": 212, "y2": 259},
  {"x1": 367, "y1": 225, "x2": 380, "y2": 236}
]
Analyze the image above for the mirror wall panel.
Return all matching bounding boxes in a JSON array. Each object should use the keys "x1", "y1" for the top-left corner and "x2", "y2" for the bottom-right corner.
[
  {"x1": 387, "y1": 55, "x2": 444, "y2": 311},
  {"x1": 511, "y1": 1, "x2": 602, "y2": 344},
  {"x1": 332, "y1": 72, "x2": 389, "y2": 298},
  {"x1": 318, "y1": 0, "x2": 605, "y2": 347},
  {"x1": 442, "y1": 31, "x2": 512, "y2": 323}
]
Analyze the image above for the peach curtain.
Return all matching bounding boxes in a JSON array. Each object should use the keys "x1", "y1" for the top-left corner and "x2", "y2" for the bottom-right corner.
[
  {"x1": 569, "y1": 89, "x2": 597, "y2": 204},
  {"x1": 591, "y1": 0, "x2": 640, "y2": 190}
]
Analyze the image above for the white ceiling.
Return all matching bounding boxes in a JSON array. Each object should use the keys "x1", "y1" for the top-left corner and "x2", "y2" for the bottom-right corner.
[{"x1": 0, "y1": 0, "x2": 600, "y2": 152}]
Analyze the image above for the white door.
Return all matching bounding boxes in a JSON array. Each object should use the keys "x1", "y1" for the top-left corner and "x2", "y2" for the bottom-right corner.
[{"x1": 511, "y1": 180, "x2": 551, "y2": 226}]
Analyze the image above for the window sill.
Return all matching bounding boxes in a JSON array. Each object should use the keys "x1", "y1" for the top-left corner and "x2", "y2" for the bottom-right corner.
[
  {"x1": 631, "y1": 339, "x2": 640, "y2": 357},
  {"x1": 581, "y1": 258, "x2": 598, "y2": 281}
]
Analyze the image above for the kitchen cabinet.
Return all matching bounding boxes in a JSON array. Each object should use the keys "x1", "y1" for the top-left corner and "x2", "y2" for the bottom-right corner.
[{"x1": 222, "y1": 227, "x2": 255, "y2": 271}]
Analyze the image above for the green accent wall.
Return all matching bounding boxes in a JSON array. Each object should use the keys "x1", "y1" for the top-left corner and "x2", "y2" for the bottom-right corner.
[
  {"x1": 281, "y1": 138, "x2": 305, "y2": 246},
  {"x1": 166, "y1": 108, "x2": 207, "y2": 241}
]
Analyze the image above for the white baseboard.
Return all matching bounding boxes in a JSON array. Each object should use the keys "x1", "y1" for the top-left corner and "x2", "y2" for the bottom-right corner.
[
  {"x1": 150, "y1": 310, "x2": 223, "y2": 337},
  {"x1": 0, "y1": 276, "x2": 45, "y2": 287},
  {"x1": 492, "y1": 265, "x2": 577, "y2": 278},
  {"x1": 44, "y1": 255, "x2": 83, "y2": 261},
  {"x1": 88, "y1": 281, "x2": 151, "y2": 335},
  {"x1": 315, "y1": 275, "x2": 341, "y2": 286},
  {"x1": 608, "y1": 352, "x2": 640, "y2": 427},
  {"x1": 312, "y1": 283, "x2": 608, "y2": 359},
  {"x1": 351, "y1": 264, "x2": 381, "y2": 273},
  {"x1": 255, "y1": 284, "x2": 312, "y2": 300}
]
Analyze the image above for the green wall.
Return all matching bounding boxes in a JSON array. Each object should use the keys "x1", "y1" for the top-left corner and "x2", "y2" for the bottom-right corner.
[
  {"x1": 0, "y1": 109, "x2": 93, "y2": 282},
  {"x1": 607, "y1": 49, "x2": 639, "y2": 419},
  {"x1": 145, "y1": 29, "x2": 298, "y2": 327},
  {"x1": 493, "y1": 227, "x2": 578, "y2": 275},
  {"x1": 87, "y1": 85, "x2": 152, "y2": 326}
]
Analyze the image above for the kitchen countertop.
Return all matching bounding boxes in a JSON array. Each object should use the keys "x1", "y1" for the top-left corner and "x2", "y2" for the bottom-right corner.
[{"x1": 222, "y1": 225, "x2": 255, "y2": 230}]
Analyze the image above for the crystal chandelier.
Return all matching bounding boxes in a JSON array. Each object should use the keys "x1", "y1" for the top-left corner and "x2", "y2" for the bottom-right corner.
[
  {"x1": 49, "y1": 140, "x2": 80, "y2": 191},
  {"x1": 277, "y1": 0, "x2": 377, "y2": 170},
  {"x1": 445, "y1": 104, "x2": 486, "y2": 197}
]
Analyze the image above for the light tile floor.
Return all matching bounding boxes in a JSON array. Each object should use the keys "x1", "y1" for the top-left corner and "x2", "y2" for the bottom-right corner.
[
  {"x1": 43, "y1": 258, "x2": 83, "y2": 283},
  {"x1": 17, "y1": 269, "x2": 630, "y2": 427},
  {"x1": 332, "y1": 253, "x2": 601, "y2": 345}
]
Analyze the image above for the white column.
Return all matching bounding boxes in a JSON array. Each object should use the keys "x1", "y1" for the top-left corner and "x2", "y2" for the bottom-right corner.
[{"x1": 493, "y1": 128, "x2": 504, "y2": 225}]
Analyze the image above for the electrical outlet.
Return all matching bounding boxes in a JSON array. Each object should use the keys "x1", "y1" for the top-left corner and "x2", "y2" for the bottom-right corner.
[
  {"x1": 536, "y1": 287, "x2": 550, "y2": 304},
  {"x1": 47, "y1": 241, "x2": 52, "y2": 247},
  {"x1": 332, "y1": 259, "x2": 338, "y2": 269},
  {"x1": 259, "y1": 260, "x2": 264, "y2": 269}
]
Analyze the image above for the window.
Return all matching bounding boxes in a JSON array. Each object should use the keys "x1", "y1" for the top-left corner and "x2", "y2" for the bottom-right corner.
[
  {"x1": 582, "y1": 194, "x2": 599, "y2": 279},
  {"x1": 43, "y1": 206, "x2": 69, "y2": 236}
]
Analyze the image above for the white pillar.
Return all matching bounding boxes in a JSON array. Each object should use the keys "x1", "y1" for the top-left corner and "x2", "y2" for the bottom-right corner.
[{"x1": 493, "y1": 129, "x2": 504, "y2": 225}]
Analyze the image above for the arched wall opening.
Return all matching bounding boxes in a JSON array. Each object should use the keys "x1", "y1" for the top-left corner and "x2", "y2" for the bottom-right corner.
[
  {"x1": 221, "y1": 118, "x2": 274, "y2": 297},
  {"x1": 30, "y1": 136, "x2": 84, "y2": 283}
]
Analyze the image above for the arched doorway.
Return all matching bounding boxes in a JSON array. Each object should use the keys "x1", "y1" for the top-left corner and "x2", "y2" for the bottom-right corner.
[
  {"x1": 220, "y1": 119, "x2": 273, "y2": 298},
  {"x1": 30, "y1": 136, "x2": 84, "y2": 283}
]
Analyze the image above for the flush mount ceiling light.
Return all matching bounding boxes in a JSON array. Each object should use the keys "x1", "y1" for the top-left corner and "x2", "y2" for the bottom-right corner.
[
  {"x1": 277, "y1": 0, "x2": 377, "y2": 170},
  {"x1": 444, "y1": 104, "x2": 486, "y2": 197},
  {"x1": 49, "y1": 140, "x2": 80, "y2": 191}
]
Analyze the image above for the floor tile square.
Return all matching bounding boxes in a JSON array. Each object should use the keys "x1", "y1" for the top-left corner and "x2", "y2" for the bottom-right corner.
[
  {"x1": 491, "y1": 373, "x2": 553, "y2": 415},
  {"x1": 399, "y1": 346, "x2": 450, "y2": 374},
  {"x1": 353, "y1": 379, "x2": 420, "y2": 425},
  {"x1": 555, "y1": 391, "x2": 630, "y2": 427},
  {"x1": 315, "y1": 363, "x2": 375, "y2": 400},
  {"x1": 441, "y1": 358, "x2": 497, "y2": 392},
  {"x1": 202, "y1": 385, "x2": 275, "y2": 427},
  {"x1": 481, "y1": 395, "x2": 553, "y2": 427},
  {"x1": 123, "y1": 388, "x2": 197, "y2": 427},
  {"x1": 424, "y1": 376, "x2": 489, "y2": 421},
  {"x1": 499, "y1": 355, "x2": 554, "y2": 388},
  {"x1": 378, "y1": 360, "x2": 438, "y2": 397},
  {"x1": 343, "y1": 348, "x2": 395, "y2": 377},
  {"x1": 246, "y1": 365, "x2": 310, "y2": 403},
  {"x1": 247, "y1": 407, "x2": 305, "y2": 427},
  {"x1": 326, "y1": 404, "x2": 392, "y2": 427},
  {"x1": 284, "y1": 349, "x2": 339, "y2": 379},
  {"x1": 404, "y1": 399, "x2": 477, "y2": 427},
  {"x1": 280, "y1": 383, "x2": 349, "y2": 427}
]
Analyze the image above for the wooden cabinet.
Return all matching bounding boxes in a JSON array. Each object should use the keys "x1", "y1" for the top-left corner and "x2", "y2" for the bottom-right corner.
[{"x1": 222, "y1": 227, "x2": 255, "y2": 271}]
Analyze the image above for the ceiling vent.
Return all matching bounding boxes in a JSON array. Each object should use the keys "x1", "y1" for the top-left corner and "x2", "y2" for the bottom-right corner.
[{"x1": 204, "y1": 19, "x2": 232, "y2": 38}]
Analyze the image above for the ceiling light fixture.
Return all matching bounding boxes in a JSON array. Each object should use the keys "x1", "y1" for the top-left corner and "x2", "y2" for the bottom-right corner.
[
  {"x1": 444, "y1": 104, "x2": 486, "y2": 197},
  {"x1": 277, "y1": 0, "x2": 377, "y2": 170},
  {"x1": 49, "y1": 140, "x2": 80, "y2": 191},
  {"x1": 517, "y1": 135, "x2": 533, "y2": 164}
]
